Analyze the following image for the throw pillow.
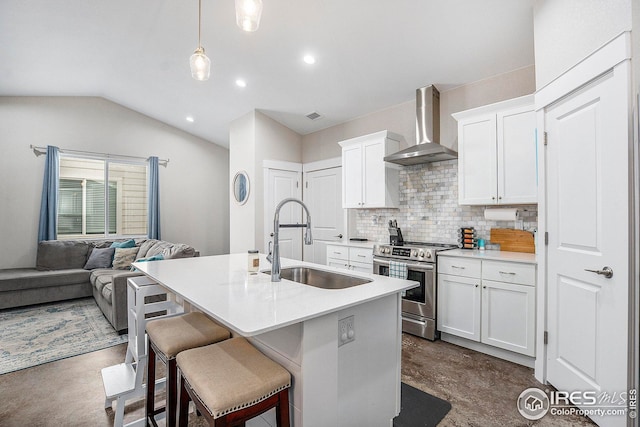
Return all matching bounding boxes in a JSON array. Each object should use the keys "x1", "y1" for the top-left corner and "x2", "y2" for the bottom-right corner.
[
  {"x1": 130, "y1": 254, "x2": 164, "y2": 271},
  {"x1": 112, "y1": 247, "x2": 139, "y2": 270},
  {"x1": 83, "y1": 247, "x2": 115, "y2": 270},
  {"x1": 135, "y1": 254, "x2": 164, "y2": 263},
  {"x1": 110, "y1": 239, "x2": 136, "y2": 249}
]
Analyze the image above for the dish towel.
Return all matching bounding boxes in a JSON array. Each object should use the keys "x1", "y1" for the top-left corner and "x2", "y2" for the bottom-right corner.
[{"x1": 389, "y1": 261, "x2": 408, "y2": 280}]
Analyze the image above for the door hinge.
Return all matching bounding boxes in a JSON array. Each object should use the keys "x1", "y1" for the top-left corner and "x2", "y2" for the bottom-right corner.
[
  {"x1": 544, "y1": 232, "x2": 549, "y2": 245},
  {"x1": 544, "y1": 131, "x2": 548, "y2": 146},
  {"x1": 544, "y1": 331, "x2": 548, "y2": 345}
]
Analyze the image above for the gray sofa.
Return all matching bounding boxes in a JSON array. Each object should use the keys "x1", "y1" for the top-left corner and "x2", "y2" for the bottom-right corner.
[{"x1": 0, "y1": 238, "x2": 197, "y2": 332}]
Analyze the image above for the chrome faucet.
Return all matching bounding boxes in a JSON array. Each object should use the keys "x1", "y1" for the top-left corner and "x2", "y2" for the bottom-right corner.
[{"x1": 266, "y1": 198, "x2": 313, "y2": 281}]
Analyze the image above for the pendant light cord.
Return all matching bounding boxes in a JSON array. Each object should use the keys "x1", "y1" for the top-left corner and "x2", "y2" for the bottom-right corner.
[{"x1": 197, "y1": 0, "x2": 202, "y2": 49}]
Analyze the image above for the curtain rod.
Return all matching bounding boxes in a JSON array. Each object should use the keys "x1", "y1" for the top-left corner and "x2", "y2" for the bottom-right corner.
[{"x1": 29, "y1": 145, "x2": 169, "y2": 166}]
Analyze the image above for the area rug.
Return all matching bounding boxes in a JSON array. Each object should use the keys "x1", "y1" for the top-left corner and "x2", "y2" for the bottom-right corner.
[
  {"x1": 394, "y1": 382, "x2": 452, "y2": 427},
  {"x1": 0, "y1": 297, "x2": 128, "y2": 375}
]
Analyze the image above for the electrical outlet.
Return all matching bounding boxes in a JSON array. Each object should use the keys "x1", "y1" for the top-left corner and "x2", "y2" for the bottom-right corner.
[{"x1": 338, "y1": 315, "x2": 355, "y2": 346}]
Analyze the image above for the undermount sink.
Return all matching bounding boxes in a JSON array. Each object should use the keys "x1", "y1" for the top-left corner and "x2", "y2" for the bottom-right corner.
[{"x1": 261, "y1": 266, "x2": 372, "y2": 289}]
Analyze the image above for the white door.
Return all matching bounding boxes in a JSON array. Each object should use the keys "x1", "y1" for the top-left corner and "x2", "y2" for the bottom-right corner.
[
  {"x1": 436, "y1": 273, "x2": 481, "y2": 342},
  {"x1": 303, "y1": 167, "x2": 344, "y2": 264},
  {"x1": 342, "y1": 145, "x2": 362, "y2": 208},
  {"x1": 362, "y1": 140, "x2": 385, "y2": 207},
  {"x1": 497, "y1": 105, "x2": 537, "y2": 204},
  {"x1": 481, "y1": 280, "x2": 535, "y2": 356},
  {"x1": 457, "y1": 114, "x2": 498, "y2": 205},
  {"x1": 545, "y1": 66, "x2": 629, "y2": 426},
  {"x1": 265, "y1": 168, "x2": 302, "y2": 261}
]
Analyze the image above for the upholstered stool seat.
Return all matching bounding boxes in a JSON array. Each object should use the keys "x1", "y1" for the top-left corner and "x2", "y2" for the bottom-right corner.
[
  {"x1": 177, "y1": 337, "x2": 291, "y2": 427},
  {"x1": 146, "y1": 312, "x2": 230, "y2": 427}
]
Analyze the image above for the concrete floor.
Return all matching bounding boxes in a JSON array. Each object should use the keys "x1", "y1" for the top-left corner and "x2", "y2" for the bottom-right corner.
[{"x1": 0, "y1": 334, "x2": 595, "y2": 426}]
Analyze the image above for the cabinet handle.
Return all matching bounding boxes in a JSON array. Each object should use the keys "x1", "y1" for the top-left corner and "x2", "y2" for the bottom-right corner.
[
  {"x1": 498, "y1": 196, "x2": 502, "y2": 200},
  {"x1": 492, "y1": 196, "x2": 496, "y2": 200},
  {"x1": 333, "y1": 251, "x2": 342, "y2": 255},
  {"x1": 475, "y1": 284, "x2": 479, "y2": 288},
  {"x1": 483, "y1": 286, "x2": 487, "y2": 289},
  {"x1": 357, "y1": 254, "x2": 366, "y2": 258},
  {"x1": 498, "y1": 271, "x2": 516, "y2": 275},
  {"x1": 452, "y1": 265, "x2": 465, "y2": 269}
]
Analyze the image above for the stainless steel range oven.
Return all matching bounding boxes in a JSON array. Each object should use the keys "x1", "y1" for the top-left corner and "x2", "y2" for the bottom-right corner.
[{"x1": 373, "y1": 242, "x2": 456, "y2": 340}]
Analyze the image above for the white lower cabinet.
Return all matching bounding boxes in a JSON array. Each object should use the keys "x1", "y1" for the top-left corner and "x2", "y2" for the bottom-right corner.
[
  {"x1": 326, "y1": 244, "x2": 373, "y2": 273},
  {"x1": 437, "y1": 256, "x2": 536, "y2": 357}
]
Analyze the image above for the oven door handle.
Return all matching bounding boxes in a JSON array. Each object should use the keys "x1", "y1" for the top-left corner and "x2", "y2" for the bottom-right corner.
[{"x1": 373, "y1": 257, "x2": 434, "y2": 271}]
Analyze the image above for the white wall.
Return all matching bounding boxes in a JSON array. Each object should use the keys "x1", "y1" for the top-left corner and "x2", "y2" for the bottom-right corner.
[
  {"x1": 229, "y1": 110, "x2": 303, "y2": 253},
  {"x1": 0, "y1": 96, "x2": 230, "y2": 268},
  {"x1": 533, "y1": 0, "x2": 632, "y2": 89},
  {"x1": 229, "y1": 111, "x2": 257, "y2": 253},
  {"x1": 302, "y1": 66, "x2": 536, "y2": 162}
]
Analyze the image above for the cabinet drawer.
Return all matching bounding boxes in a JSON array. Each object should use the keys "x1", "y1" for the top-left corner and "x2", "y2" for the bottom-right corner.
[
  {"x1": 350, "y1": 247, "x2": 373, "y2": 264},
  {"x1": 438, "y1": 257, "x2": 481, "y2": 278},
  {"x1": 482, "y1": 261, "x2": 535, "y2": 286},
  {"x1": 326, "y1": 245, "x2": 348, "y2": 261}
]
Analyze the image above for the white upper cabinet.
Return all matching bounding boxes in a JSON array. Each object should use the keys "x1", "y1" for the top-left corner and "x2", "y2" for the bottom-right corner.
[
  {"x1": 453, "y1": 95, "x2": 537, "y2": 205},
  {"x1": 339, "y1": 130, "x2": 402, "y2": 208}
]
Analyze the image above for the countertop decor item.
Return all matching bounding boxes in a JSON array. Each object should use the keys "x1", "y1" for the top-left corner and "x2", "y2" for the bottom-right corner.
[
  {"x1": 457, "y1": 227, "x2": 477, "y2": 249},
  {"x1": 490, "y1": 228, "x2": 535, "y2": 253}
]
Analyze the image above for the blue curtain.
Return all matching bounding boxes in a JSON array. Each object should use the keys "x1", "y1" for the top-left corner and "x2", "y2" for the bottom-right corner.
[
  {"x1": 148, "y1": 156, "x2": 161, "y2": 239},
  {"x1": 37, "y1": 145, "x2": 60, "y2": 242}
]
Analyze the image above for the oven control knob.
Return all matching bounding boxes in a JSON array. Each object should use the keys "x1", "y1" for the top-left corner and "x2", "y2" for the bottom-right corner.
[
  {"x1": 425, "y1": 252, "x2": 432, "y2": 259},
  {"x1": 418, "y1": 250, "x2": 425, "y2": 258},
  {"x1": 383, "y1": 247, "x2": 390, "y2": 254},
  {"x1": 411, "y1": 250, "x2": 418, "y2": 257}
]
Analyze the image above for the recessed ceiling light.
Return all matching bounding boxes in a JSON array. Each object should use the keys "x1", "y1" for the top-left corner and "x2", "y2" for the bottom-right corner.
[
  {"x1": 186, "y1": 116, "x2": 195, "y2": 123},
  {"x1": 235, "y1": 79, "x2": 247, "y2": 88},
  {"x1": 303, "y1": 55, "x2": 316, "y2": 65}
]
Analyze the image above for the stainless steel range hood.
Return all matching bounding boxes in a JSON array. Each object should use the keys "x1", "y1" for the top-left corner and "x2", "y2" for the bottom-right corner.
[{"x1": 384, "y1": 85, "x2": 457, "y2": 165}]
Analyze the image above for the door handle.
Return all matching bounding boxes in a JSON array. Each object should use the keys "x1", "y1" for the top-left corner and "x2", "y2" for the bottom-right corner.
[
  {"x1": 334, "y1": 234, "x2": 343, "y2": 239},
  {"x1": 584, "y1": 266, "x2": 613, "y2": 279}
]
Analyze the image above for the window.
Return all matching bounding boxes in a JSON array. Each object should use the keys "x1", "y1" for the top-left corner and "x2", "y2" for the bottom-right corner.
[{"x1": 57, "y1": 157, "x2": 148, "y2": 238}]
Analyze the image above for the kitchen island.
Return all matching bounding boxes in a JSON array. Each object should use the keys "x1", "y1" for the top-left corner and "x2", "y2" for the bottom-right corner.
[{"x1": 132, "y1": 253, "x2": 418, "y2": 427}]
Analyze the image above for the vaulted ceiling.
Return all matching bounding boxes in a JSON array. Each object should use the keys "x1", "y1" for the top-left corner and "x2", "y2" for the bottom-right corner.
[{"x1": 0, "y1": 0, "x2": 535, "y2": 148}]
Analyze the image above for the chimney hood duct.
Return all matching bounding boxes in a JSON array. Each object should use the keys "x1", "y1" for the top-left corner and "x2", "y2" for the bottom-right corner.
[{"x1": 384, "y1": 85, "x2": 458, "y2": 165}]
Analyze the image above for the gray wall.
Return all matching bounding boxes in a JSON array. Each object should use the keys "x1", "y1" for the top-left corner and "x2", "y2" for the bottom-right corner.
[
  {"x1": 533, "y1": 0, "x2": 632, "y2": 89},
  {"x1": 302, "y1": 65, "x2": 535, "y2": 162},
  {"x1": 0, "y1": 96, "x2": 230, "y2": 268}
]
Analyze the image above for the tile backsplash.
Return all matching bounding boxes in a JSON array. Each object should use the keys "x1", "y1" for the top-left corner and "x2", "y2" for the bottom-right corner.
[{"x1": 351, "y1": 160, "x2": 538, "y2": 244}]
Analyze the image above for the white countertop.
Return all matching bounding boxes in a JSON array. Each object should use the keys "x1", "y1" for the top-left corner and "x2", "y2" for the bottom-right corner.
[
  {"x1": 438, "y1": 248, "x2": 537, "y2": 264},
  {"x1": 133, "y1": 253, "x2": 417, "y2": 336}
]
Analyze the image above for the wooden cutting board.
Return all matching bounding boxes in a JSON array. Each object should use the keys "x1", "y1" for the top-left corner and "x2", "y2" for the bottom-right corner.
[{"x1": 490, "y1": 228, "x2": 535, "y2": 253}]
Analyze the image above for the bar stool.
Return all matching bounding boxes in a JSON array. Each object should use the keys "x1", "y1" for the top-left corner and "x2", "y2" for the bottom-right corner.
[
  {"x1": 177, "y1": 337, "x2": 291, "y2": 427},
  {"x1": 146, "y1": 312, "x2": 230, "y2": 427}
]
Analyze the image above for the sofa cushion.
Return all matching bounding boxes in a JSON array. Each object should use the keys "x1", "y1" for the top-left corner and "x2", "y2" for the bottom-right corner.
[
  {"x1": 90, "y1": 269, "x2": 141, "y2": 303},
  {"x1": 84, "y1": 247, "x2": 115, "y2": 270},
  {"x1": 146, "y1": 241, "x2": 196, "y2": 259},
  {"x1": 0, "y1": 268, "x2": 91, "y2": 292},
  {"x1": 113, "y1": 247, "x2": 139, "y2": 270},
  {"x1": 136, "y1": 239, "x2": 159, "y2": 259},
  {"x1": 36, "y1": 240, "x2": 90, "y2": 271}
]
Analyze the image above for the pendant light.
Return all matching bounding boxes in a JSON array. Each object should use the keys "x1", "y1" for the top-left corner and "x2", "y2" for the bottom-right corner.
[
  {"x1": 190, "y1": 0, "x2": 211, "y2": 81},
  {"x1": 235, "y1": 0, "x2": 263, "y2": 32}
]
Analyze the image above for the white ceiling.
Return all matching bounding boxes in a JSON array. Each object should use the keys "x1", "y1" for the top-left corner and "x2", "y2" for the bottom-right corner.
[{"x1": 0, "y1": 0, "x2": 535, "y2": 148}]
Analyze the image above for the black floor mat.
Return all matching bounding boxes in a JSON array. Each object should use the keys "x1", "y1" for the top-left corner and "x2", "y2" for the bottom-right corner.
[{"x1": 393, "y1": 382, "x2": 452, "y2": 427}]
